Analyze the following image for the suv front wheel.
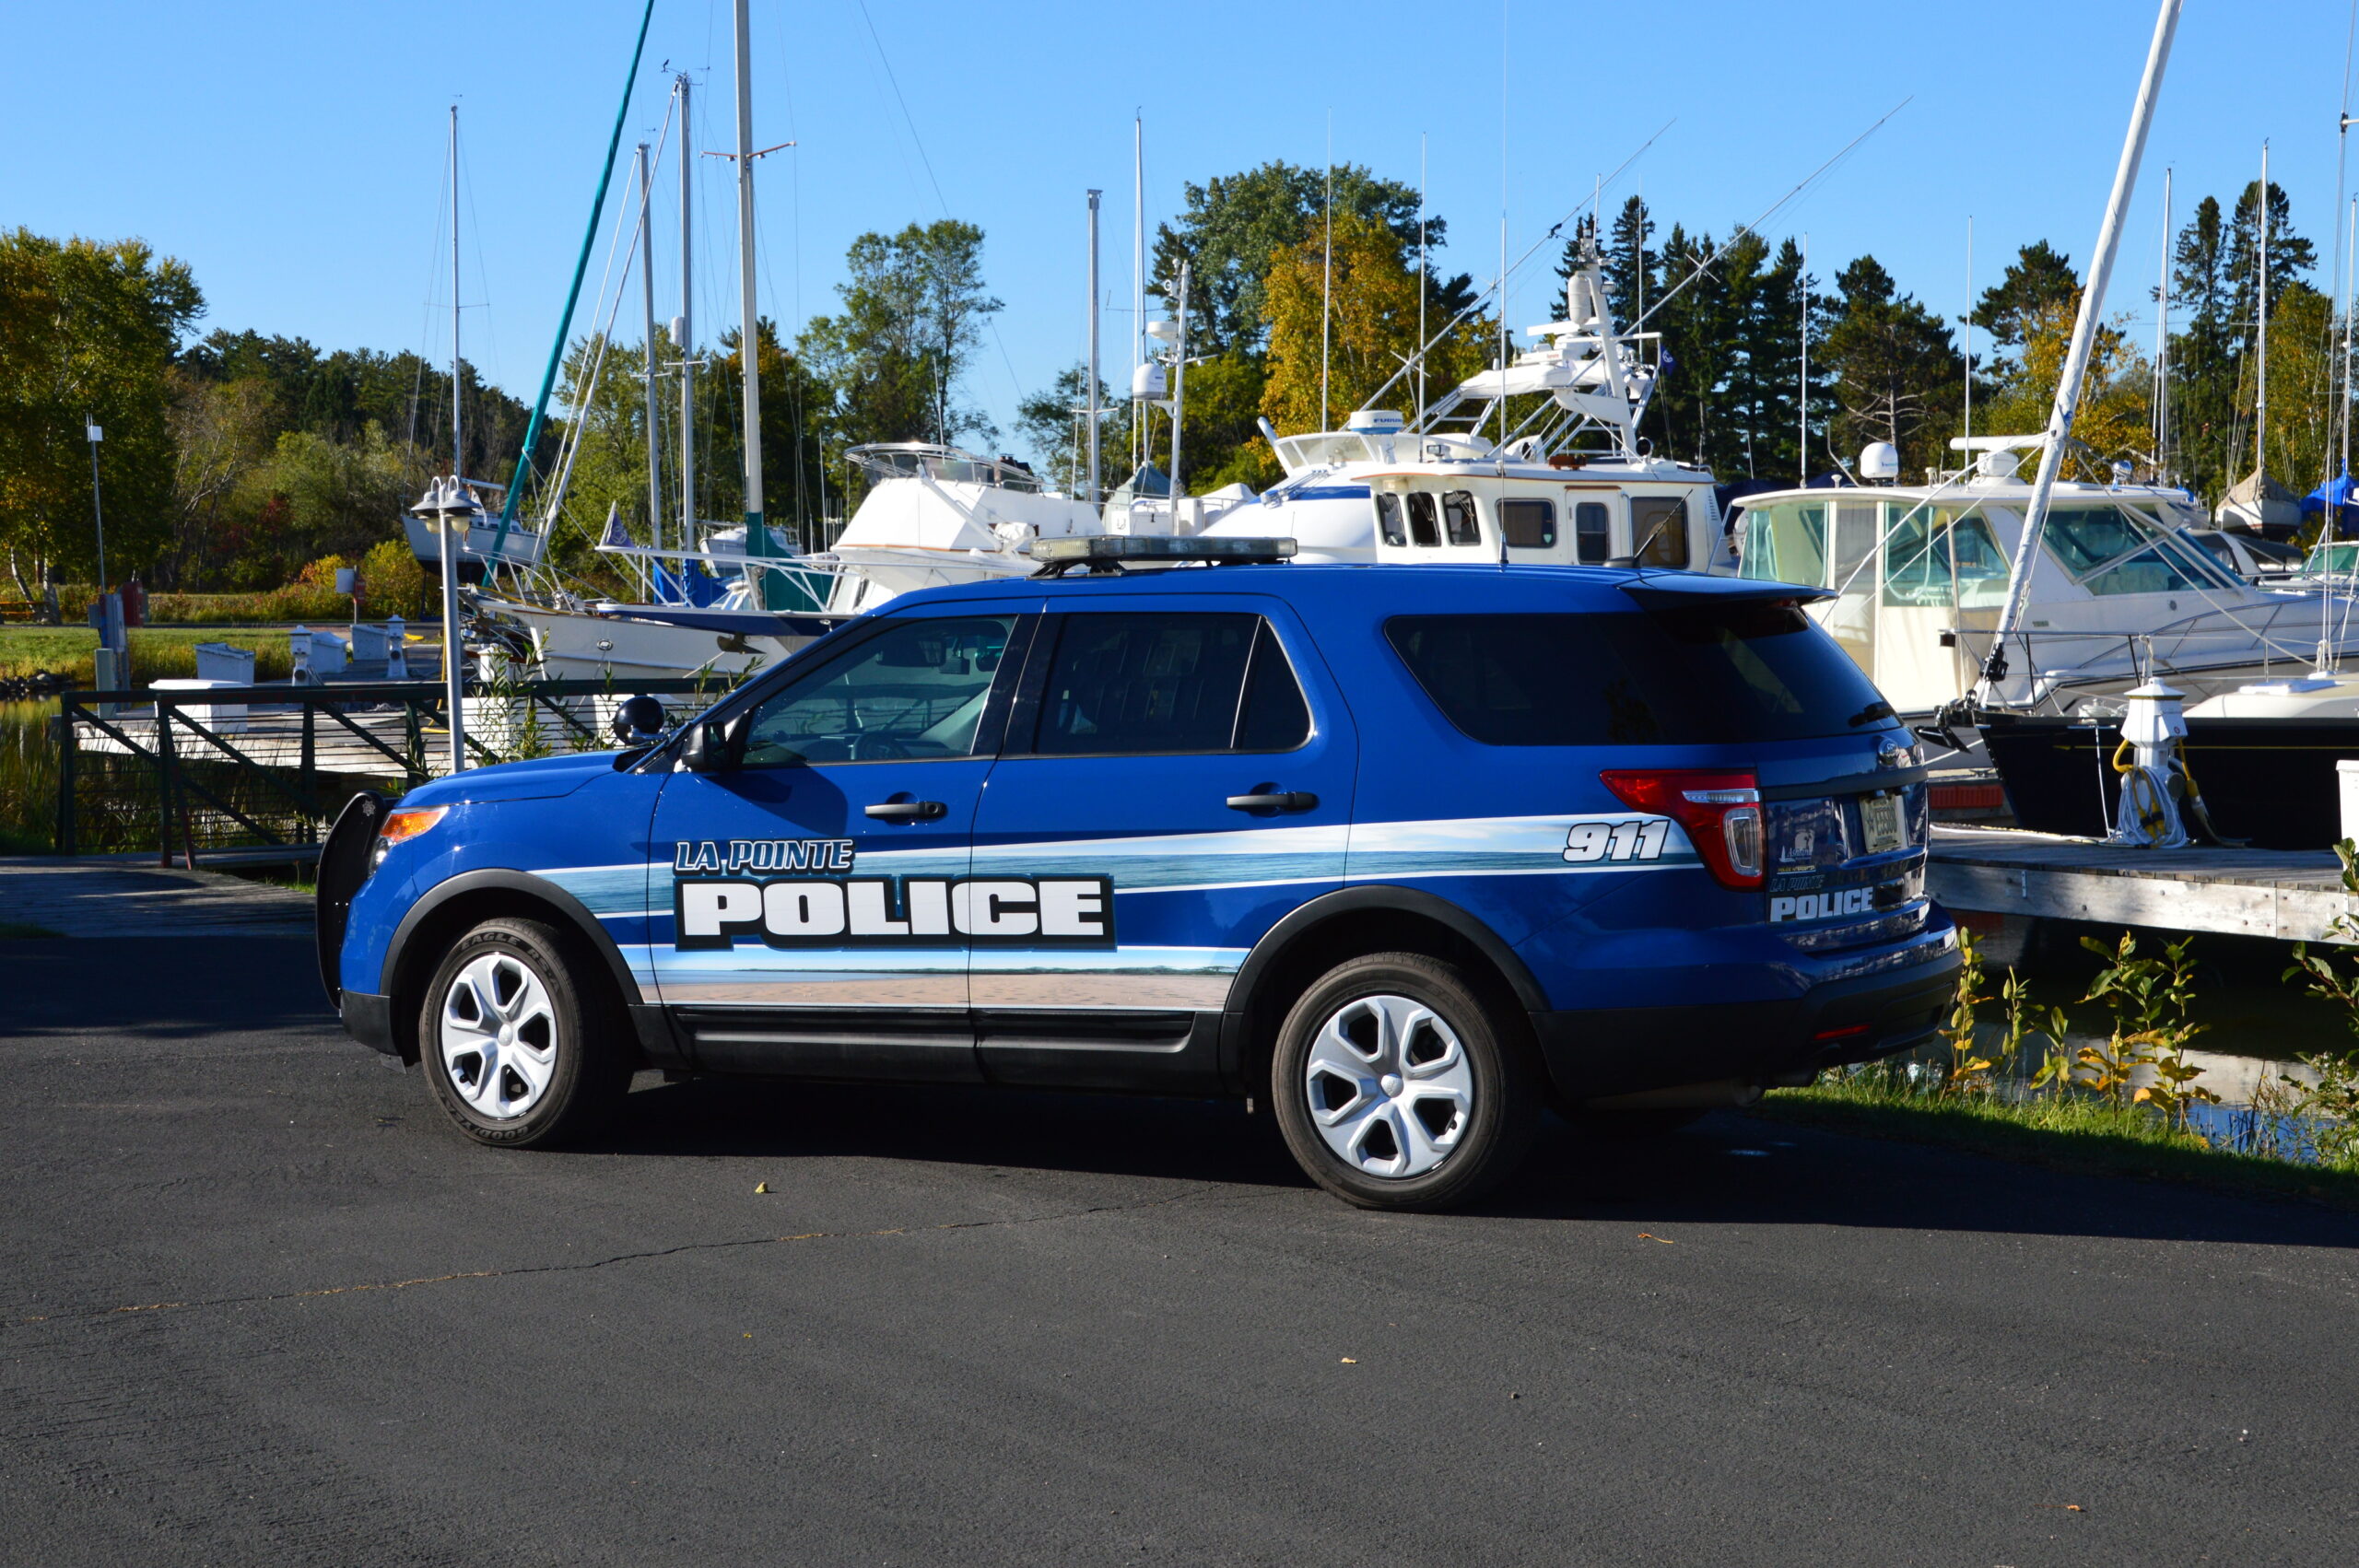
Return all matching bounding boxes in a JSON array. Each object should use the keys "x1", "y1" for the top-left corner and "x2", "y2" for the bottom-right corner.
[
  {"x1": 1271, "y1": 952, "x2": 1538, "y2": 1211},
  {"x1": 417, "y1": 917, "x2": 628, "y2": 1148}
]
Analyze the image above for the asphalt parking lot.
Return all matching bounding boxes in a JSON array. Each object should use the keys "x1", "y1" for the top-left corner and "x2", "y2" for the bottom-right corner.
[{"x1": 5, "y1": 935, "x2": 2356, "y2": 1566}]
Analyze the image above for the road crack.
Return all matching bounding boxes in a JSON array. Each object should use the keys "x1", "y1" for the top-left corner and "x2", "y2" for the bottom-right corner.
[{"x1": 12, "y1": 1183, "x2": 1238, "y2": 1328}]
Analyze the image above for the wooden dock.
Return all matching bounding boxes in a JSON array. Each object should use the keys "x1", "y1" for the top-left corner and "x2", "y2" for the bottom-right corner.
[{"x1": 1927, "y1": 825, "x2": 2359, "y2": 945}]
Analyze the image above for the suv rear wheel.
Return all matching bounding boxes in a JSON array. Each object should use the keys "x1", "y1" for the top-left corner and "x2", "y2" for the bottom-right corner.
[
  {"x1": 1271, "y1": 952, "x2": 1538, "y2": 1211},
  {"x1": 417, "y1": 918, "x2": 628, "y2": 1148}
]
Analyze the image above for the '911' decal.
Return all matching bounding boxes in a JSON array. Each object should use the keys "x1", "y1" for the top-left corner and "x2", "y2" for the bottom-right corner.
[{"x1": 1563, "y1": 819, "x2": 1672, "y2": 864}]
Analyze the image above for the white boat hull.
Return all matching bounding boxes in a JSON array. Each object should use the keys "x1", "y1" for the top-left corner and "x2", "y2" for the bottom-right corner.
[{"x1": 482, "y1": 599, "x2": 824, "y2": 683}]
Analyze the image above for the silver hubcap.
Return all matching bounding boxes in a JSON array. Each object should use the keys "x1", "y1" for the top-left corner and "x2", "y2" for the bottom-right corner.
[
  {"x1": 1304, "y1": 993, "x2": 1474, "y2": 1179},
  {"x1": 440, "y1": 953, "x2": 558, "y2": 1120}
]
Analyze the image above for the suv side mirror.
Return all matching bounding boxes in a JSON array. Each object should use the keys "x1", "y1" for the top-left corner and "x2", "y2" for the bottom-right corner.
[
  {"x1": 679, "y1": 714, "x2": 745, "y2": 773},
  {"x1": 611, "y1": 694, "x2": 668, "y2": 745}
]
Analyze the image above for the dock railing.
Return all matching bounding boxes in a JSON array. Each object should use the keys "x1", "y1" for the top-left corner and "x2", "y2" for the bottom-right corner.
[{"x1": 53, "y1": 676, "x2": 723, "y2": 866}]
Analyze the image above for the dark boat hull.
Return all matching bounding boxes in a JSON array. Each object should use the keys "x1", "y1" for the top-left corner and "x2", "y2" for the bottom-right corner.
[{"x1": 1979, "y1": 713, "x2": 2359, "y2": 849}]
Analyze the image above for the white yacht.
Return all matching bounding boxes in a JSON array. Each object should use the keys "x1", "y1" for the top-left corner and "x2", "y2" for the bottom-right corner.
[
  {"x1": 1727, "y1": 436, "x2": 2359, "y2": 715},
  {"x1": 1194, "y1": 247, "x2": 1726, "y2": 570}
]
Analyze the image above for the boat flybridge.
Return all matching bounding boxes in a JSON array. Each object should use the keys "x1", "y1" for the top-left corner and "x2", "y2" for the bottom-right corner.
[
  {"x1": 1726, "y1": 434, "x2": 2359, "y2": 716},
  {"x1": 804, "y1": 443, "x2": 1103, "y2": 614},
  {"x1": 1191, "y1": 243, "x2": 1727, "y2": 572}
]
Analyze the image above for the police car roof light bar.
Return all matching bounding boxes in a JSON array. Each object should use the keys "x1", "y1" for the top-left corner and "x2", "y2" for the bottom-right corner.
[{"x1": 1023, "y1": 535, "x2": 1298, "y2": 577}]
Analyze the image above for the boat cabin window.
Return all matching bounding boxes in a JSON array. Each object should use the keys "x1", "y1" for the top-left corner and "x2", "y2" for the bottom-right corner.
[
  {"x1": 1442, "y1": 490, "x2": 1483, "y2": 546},
  {"x1": 1501, "y1": 498, "x2": 1555, "y2": 548},
  {"x1": 1883, "y1": 507, "x2": 2009, "y2": 608},
  {"x1": 2043, "y1": 505, "x2": 2232, "y2": 595},
  {"x1": 1575, "y1": 501, "x2": 1612, "y2": 564},
  {"x1": 1405, "y1": 492, "x2": 1441, "y2": 547},
  {"x1": 1737, "y1": 501, "x2": 1827, "y2": 586},
  {"x1": 1375, "y1": 492, "x2": 1407, "y2": 546},
  {"x1": 2039, "y1": 506, "x2": 2150, "y2": 577},
  {"x1": 1632, "y1": 497, "x2": 1689, "y2": 568},
  {"x1": 1830, "y1": 501, "x2": 1877, "y2": 593}
]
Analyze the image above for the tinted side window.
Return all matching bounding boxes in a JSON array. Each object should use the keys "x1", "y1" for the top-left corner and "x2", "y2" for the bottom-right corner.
[
  {"x1": 1633, "y1": 497, "x2": 1689, "y2": 568},
  {"x1": 1032, "y1": 613, "x2": 1256, "y2": 755},
  {"x1": 1375, "y1": 492, "x2": 1407, "y2": 546},
  {"x1": 1385, "y1": 608, "x2": 1895, "y2": 745},
  {"x1": 1405, "y1": 492, "x2": 1440, "y2": 547},
  {"x1": 1442, "y1": 490, "x2": 1483, "y2": 546},
  {"x1": 742, "y1": 614, "x2": 1017, "y2": 766},
  {"x1": 1575, "y1": 501, "x2": 1612, "y2": 564},
  {"x1": 1236, "y1": 624, "x2": 1312, "y2": 750},
  {"x1": 1501, "y1": 498, "x2": 1555, "y2": 548}
]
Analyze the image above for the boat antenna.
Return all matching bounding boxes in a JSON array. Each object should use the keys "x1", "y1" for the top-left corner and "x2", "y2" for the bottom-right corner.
[
  {"x1": 1133, "y1": 111, "x2": 1144, "y2": 478},
  {"x1": 1321, "y1": 111, "x2": 1333, "y2": 432},
  {"x1": 1963, "y1": 215, "x2": 1974, "y2": 457},
  {"x1": 640, "y1": 141, "x2": 662, "y2": 581},
  {"x1": 1357, "y1": 118, "x2": 1672, "y2": 418},
  {"x1": 1627, "y1": 99, "x2": 1910, "y2": 336},
  {"x1": 487, "y1": 0, "x2": 656, "y2": 565},
  {"x1": 1417, "y1": 133, "x2": 1427, "y2": 418},
  {"x1": 1798, "y1": 232, "x2": 1809, "y2": 485},
  {"x1": 1980, "y1": 0, "x2": 2182, "y2": 701}
]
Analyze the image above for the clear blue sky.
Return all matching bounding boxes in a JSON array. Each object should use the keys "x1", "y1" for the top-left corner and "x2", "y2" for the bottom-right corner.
[{"x1": 10, "y1": 0, "x2": 2356, "y2": 467}]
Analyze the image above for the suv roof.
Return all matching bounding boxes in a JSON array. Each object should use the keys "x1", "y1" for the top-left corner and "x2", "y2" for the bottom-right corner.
[{"x1": 881, "y1": 562, "x2": 1815, "y2": 616}]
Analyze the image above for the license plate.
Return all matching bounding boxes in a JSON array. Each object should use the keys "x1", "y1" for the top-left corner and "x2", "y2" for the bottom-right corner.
[{"x1": 1860, "y1": 792, "x2": 1905, "y2": 856}]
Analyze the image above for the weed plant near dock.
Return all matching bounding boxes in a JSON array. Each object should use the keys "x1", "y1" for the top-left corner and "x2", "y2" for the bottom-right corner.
[{"x1": 1762, "y1": 896, "x2": 2359, "y2": 1210}]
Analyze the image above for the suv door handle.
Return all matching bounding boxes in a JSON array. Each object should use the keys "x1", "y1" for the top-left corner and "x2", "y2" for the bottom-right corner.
[
  {"x1": 864, "y1": 800, "x2": 947, "y2": 822},
  {"x1": 1226, "y1": 791, "x2": 1319, "y2": 813}
]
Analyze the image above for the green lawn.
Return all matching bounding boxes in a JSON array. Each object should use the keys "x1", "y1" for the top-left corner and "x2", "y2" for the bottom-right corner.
[
  {"x1": 1756, "y1": 1082, "x2": 2359, "y2": 1212},
  {"x1": 0, "y1": 626, "x2": 299, "y2": 684}
]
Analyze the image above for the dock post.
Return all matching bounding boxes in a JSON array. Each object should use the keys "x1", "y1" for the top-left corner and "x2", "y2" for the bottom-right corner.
[
  {"x1": 53, "y1": 705, "x2": 76, "y2": 857},
  {"x1": 154, "y1": 703, "x2": 177, "y2": 868}
]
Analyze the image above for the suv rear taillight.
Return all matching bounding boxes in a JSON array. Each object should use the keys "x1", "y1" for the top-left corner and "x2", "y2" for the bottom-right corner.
[{"x1": 1599, "y1": 769, "x2": 1763, "y2": 889}]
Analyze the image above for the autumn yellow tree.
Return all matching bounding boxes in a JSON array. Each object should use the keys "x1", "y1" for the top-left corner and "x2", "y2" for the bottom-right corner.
[
  {"x1": 1261, "y1": 207, "x2": 1486, "y2": 436},
  {"x1": 1975, "y1": 298, "x2": 2152, "y2": 479}
]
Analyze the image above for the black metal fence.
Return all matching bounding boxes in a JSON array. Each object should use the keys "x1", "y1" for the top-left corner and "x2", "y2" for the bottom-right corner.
[{"x1": 53, "y1": 677, "x2": 722, "y2": 865}]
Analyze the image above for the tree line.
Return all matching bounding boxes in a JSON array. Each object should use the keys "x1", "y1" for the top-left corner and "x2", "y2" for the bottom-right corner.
[{"x1": 2, "y1": 170, "x2": 2348, "y2": 609}]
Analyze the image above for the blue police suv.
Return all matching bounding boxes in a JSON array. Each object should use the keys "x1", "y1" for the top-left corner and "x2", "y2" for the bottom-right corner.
[{"x1": 320, "y1": 539, "x2": 1960, "y2": 1211}]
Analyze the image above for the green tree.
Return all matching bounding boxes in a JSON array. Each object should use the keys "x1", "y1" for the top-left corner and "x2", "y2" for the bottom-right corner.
[
  {"x1": 796, "y1": 218, "x2": 1003, "y2": 462},
  {"x1": 1150, "y1": 161, "x2": 1456, "y2": 357},
  {"x1": 1015, "y1": 367, "x2": 1133, "y2": 499},
  {"x1": 0, "y1": 230, "x2": 202, "y2": 599},
  {"x1": 1972, "y1": 240, "x2": 2081, "y2": 365},
  {"x1": 1820, "y1": 254, "x2": 1963, "y2": 475}
]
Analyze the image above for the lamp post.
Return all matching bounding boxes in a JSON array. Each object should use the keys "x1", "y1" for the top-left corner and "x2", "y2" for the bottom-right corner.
[
  {"x1": 410, "y1": 476, "x2": 472, "y2": 774},
  {"x1": 85, "y1": 418, "x2": 107, "y2": 592}
]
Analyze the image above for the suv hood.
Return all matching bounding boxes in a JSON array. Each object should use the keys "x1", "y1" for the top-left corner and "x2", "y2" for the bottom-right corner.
[{"x1": 398, "y1": 751, "x2": 625, "y2": 807}]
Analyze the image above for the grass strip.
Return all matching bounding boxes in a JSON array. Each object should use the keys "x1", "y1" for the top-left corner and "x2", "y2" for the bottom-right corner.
[
  {"x1": 1756, "y1": 1082, "x2": 2359, "y2": 1213},
  {"x1": 0, "y1": 921, "x2": 64, "y2": 939}
]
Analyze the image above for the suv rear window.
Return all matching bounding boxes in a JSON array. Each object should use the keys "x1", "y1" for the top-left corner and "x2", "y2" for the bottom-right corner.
[{"x1": 1385, "y1": 605, "x2": 1895, "y2": 745}]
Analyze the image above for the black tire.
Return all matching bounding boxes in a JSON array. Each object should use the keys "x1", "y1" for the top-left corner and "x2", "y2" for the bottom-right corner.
[
  {"x1": 1270, "y1": 952, "x2": 1539, "y2": 1211},
  {"x1": 416, "y1": 917, "x2": 629, "y2": 1149}
]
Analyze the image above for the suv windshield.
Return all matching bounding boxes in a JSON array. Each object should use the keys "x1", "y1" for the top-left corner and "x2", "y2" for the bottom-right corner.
[{"x1": 1386, "y1": 603, "x2": 1895, "y2": 745}]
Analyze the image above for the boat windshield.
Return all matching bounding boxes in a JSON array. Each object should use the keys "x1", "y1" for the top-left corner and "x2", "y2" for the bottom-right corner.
[
  {"x1": 1882, "y1": 507, "x2": 2009, "y2": 608},
  {"x1": 2302, "y1": 541, "x2": 2359, "y2": 576},
  {"x1": 2040, "y1": 505, "x2": 2240, "y2": 594},
  {"x1": 847, "y1": 444, "x2": 1042, "y2": 493}
]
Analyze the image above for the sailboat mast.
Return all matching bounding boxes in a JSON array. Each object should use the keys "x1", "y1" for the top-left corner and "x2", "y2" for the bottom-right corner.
[
  {"x1": 676, "y1": 74, "x2": 696, "y2": 554},
  {"x1": 2156, "y1": 170, "x2": 2171, "y2": 476},
  {"x1": 733, "y1": 0, "x2": 767, "y2": 575},
  {"x1": 639, "y1": 142, "x2": 662, "y2": 562},
  {"x1": 1133, "y1": 113, "x2": 1144, "y2": 477},
  {"x1": 1086, "y1": 189, "x2": 1101, "y2": 505},
  {"x1": 2259, "y1": 140, "x2": 2271, "y2": 481},
  {"x1": 450, "y1": 104, "x2": 464, "y2": 484}
]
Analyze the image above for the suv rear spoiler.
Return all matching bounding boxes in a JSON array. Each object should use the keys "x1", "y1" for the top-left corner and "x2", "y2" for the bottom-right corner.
[{"x1": 1618, "y1": 579, "x2": 1835, "y2": 611}]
